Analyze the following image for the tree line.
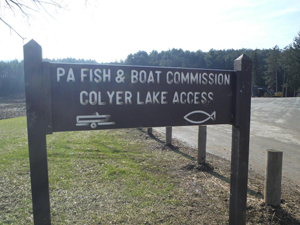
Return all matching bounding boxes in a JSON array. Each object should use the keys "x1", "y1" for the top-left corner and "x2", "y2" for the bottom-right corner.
[
  {"x1": 124, "y1": 31, "x2": 300, "y2": 97},
  {"x1": 0, "y1": 60, "x2": 24, "y2": 96},
  {"x1": 1, "y1": 32, "x2": 300, "y2": 97},
  {"x1": 0, "y1": 58, "x2": 97, "y2": 97}
]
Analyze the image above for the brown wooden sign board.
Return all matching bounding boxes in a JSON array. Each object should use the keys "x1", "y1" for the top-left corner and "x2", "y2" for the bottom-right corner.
[
  {"x1": 46, "y1": 63, "x2": 234, "y2": 133},
  {"x1": 24, "y1": 40, "x2": 252, "y2": 225}
]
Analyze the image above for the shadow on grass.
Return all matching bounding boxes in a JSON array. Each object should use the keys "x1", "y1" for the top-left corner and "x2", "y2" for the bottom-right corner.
[
  {"x1": 148, "y1": 133, "x2": 165, "y2": 144},
  {"x1": 141, "y1": 128, "x2": 264, "y2": 199},
  {"x1": 167, "y1": 144, "x2": 196, "y2": 161},
  {"x1": 138, "y1": 128, "x2": 196, "y2": 161},
  {"x1": 137, "y1": 128, "x2": 165, "y2": 144},
  {"x1": 207, "y1": 170, "x2": 264, "y2": 200}
]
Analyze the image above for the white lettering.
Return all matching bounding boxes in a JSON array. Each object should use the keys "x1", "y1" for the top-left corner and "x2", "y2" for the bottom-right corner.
[
  {"x1": 174, "y1": 72, "x2": 180, "y2": 84},
  {"x1": 202, "y1": 73, "x2": 208, "y2": 85},
  {"x1": 161, "y1": 91, "x2": 168, "y2": 104},
  {"x1": 208, "y1": 92, "x2": 214, "y2": 103},
  {"x1": 180, "y1": 92, "x2": 186, "y2": 104},
  {"x1": 66, "y1": 68, "x2": 75, "y2": 82},
  {"x1": 152, "y1": 92, "x2": 160, "y2": 104},
  {"x1": 81, "y1": 68, "x2": 88, "y2": 82},
  {"x1": 215, "y1": 74, "x2": 218, "y2": 85},
  {"x1": 147, "y1": 71, "x2": 155, "y2": 84},
  {"x1": 90, "y1": 69, "x2": 93, "y2": 82},
  {"x1": 116, "y1": 91, "x2": 124, "y2": 105},
  {"x1": 173, "y1": 92, "x2": 179, "y2": 104},
  {"x1": 201, "y1": 92, "x2": 207, "y2": 104},
  {"x1": 194, "y1": 92, "x2": 200, "y2": 104},
  {"x1": 166, "y1": 71, "x2": 173, "y2": 84},
  {"x1": 155, "y1": 71, "x2": 161, "y2": 84},
  {"x1": 97, "y1": 92, "x2": 106, "y2": 105},
  {"x1": 140, "y1": 70, "x2": 147, "y2": 83},
  {"x1": 103, "y1": 69, "x2": 111, "y2": 82},
  {"x1": 137, "y1": 92, "x2": 144, "y2": 105},
  {"x1": 218, "y1": 74, "x2": 223, "y2": 85},
  {"x1": 187, "y1": 92, "x2": 194, "y2": 104},
  {"x1": 209, "y1": 73, "x2": 214, "y2": 85},
  {"x1": 94, "y1": 69, "x2": 102, "y2": 83},
  {"x1": 80, "y1": 91, "x2": 88, "y2": 105},
  {"x1": 131, "y1": 70, "x2": 161, "y2": 84},
  {"x1": 57, "y1": 68, "x2": 65, "y2": 82},
  {"x1": 190, "y1": 72, "x2": 198, "y2": 84},
  {"x1": 107, "y1": 91, "x2": 115, "y2": 104},
  {"x1": 124, "y1": 91, "x2": 132, "y2": 104},
  {"x1": 181, "y1": 72, "x2": 189, "y2": 84},
  {"x1": 145, "y1": 92, "x2": 152, "y2": 104},
  {"x1": 89, "y1": 91, "x2": 97, "y2": 105},
  {"x1": 131, "y1": 70, "x2": 138, "y2": 83},
  {"x1": 224, "y1": 74, "x2": 230, "y2": 85}
]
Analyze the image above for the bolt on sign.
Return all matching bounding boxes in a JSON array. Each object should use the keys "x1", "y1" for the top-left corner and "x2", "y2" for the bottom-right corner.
[{"x1": 24, "y1": 40, "x2": 252, "y2": 225}]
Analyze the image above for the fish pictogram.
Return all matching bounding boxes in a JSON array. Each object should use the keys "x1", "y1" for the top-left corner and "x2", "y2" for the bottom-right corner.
[{"x1": 184, "y1": 111, "x2": 216, "y2": 124}]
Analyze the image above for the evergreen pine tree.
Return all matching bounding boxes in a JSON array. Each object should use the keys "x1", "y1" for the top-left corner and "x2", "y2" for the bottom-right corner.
[
  {"x1": 264, "y1": 45, "x2": 280, "y2": 92},
  {"x1": 289, "y1": 32, "x2": 300, "y2": 94},
  {"x1": 251, "y1": 49, "x2": 259, "y2": 87}
]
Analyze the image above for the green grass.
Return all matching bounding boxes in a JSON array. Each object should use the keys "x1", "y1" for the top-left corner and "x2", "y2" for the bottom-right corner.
[{"x1": 0, "y1": 117, "x2": 190, "y2": 224}]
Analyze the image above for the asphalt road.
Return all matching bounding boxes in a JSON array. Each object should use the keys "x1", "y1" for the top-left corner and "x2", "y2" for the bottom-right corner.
[{"x1": 155, "y1": 98, "x2": 300, "y2": 187}]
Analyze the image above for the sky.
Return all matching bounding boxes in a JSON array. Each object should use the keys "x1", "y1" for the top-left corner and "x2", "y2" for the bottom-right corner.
[{"x1": 0, "y1": 0, "x2": 300, "y2": 63}]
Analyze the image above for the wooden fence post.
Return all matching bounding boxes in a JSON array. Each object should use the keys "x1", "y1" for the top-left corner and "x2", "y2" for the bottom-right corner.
[
  {"x1": 264, "y1": 150, "x2": 283, "y2": 207},
  {"x1": 147, "y1": 128, "x2": 152, "y2": 135},
  {"x1": 197, "y1": 126, "x2": 207, "y2": 164},
  {"x1": 166, "y1": 127, "x2": 172, "y2": 145}
]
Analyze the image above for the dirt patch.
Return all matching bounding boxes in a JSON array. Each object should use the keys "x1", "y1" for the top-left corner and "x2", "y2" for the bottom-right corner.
[
  {"x1": 182, "y1": 162, "x2": 214, "y2": 172},
  {"x1": 0, "y1": 94, "x2": 26, "y2": 120}
]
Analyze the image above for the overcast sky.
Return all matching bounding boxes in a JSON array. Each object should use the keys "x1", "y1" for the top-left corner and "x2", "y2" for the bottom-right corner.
[{"x1": 0, "y1": 0, "x2": 299, "y2": 62}]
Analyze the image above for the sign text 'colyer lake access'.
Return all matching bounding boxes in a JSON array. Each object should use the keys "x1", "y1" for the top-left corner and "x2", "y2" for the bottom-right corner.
[{"x1": 56, "y1": 67, "x2": 231, "y2": 106}]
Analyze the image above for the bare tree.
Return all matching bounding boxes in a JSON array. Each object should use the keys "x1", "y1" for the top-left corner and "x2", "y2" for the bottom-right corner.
[{"x1": 0, "y1": 0, "x2": 65, "y2": 41}]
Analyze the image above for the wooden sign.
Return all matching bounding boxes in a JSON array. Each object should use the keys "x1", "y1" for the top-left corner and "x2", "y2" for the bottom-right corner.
[
  {"x1": 24, "y1": 40, "x2": 252, "y2": 225},
  {"x1": 45, "y1": 63, "x2": 235, "y2": 133}
]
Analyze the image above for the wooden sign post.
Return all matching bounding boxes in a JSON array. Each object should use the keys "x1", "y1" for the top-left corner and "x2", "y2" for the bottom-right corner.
[
  {"x1": 24, "y1": 40, "x2": 51, "y2": 224},
  {"x1": 24, "y1": 40, "x2": 251, "y2": 225},
  {"x1": 229, "y1": 55, "x2": 252, "y2": 225}
]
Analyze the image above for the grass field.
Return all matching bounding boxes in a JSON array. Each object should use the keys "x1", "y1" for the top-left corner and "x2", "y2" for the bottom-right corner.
[
  {"x1": 0, "y1": 117, "x2": 196, "y2": 224},
  {"x1": 1, "y1": 117, "x2": 300, "y2": 224}
]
